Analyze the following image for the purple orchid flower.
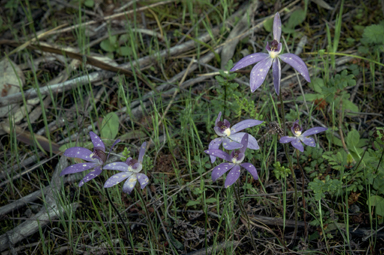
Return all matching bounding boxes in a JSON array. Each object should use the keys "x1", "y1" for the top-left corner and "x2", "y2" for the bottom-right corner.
[
  {"x1": 103, "y1": 142, "x2": 149, "y2": 194},
  {"x1": 60, "y1": 131, "x2": 120, "y2": 187},
  {"x1": 279, "y1": 120, "x2": 327, "y2": 152},
  {"x1": 208, "y1": 111, "x2": 263, "y2": 163},
  {"x1": 230, "y1": 12, "x2": 311, "y2": 95},
  {"x1": 205, "y1": 134, "x2": 258, "y2": 188}
]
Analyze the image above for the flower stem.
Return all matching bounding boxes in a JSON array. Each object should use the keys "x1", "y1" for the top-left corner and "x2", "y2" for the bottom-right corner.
[
  {"x1": 234, "y1": 182, "x2": 258, "y2": 252},
  {"x1": 105, "y1": 188, "x2": 135, "y2": 254},
  {"x1": 278, "y1": 91, "x2": 298, "y2": 240},
  {"x1": 136, "y1": 188, "x2": 159, "y2": 246},
  {"x1": 296, "y1": 149, "x2": 307, "y2": 238}
]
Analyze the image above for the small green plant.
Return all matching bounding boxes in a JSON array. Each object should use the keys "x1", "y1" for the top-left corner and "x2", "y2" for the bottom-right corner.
[
  {"x1": 273, "y1": 161, "x2": 290, "y2": 180},
  {"x1": 308, "y1": 175, "x2": 342, "y2": 201}
]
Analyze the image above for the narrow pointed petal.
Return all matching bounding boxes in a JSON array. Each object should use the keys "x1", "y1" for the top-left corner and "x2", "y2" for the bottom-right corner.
[
  {"x1": 273, "y1": 13, "x2": 282, "y2": 42},
  {"x1": 291, "y1": 139, "x2": 304, "y2": 152},
  {"x1": 225, "y1": 165, "x2": 241, "y2": 188},
  {"x1": 272, "y1": 58, "x2": 281, "y2": 95},
  {"x1": 279, "y1": 136, "x2": 296, "y2": 144},
  {"x1": 123, "y1": 174, "x2": 138, "y2": 194},
  {"x1": 204, "y1": 149, "x2": 230, "y2": 161},
  {"x1": 64, "y1": 147, "x2": 93, "y2": 161},
  {"x1": 60, "y1": 162, "x2": 98, "y2": 176},
  {"x1": 239, "y1": 134, "x2": 249, "y2": 154},
  {"x1": 241, "y1": 163, "x2": 258, "y2": 180},
  {"x1": 208, "y1": 138, "x2": 223, "y2": 163},
  {"x1": 212, "y1": 163, "x2": 235, "y2": 182},
  {"x1": 89, "y1": 131, "x2": 105, "y2": 151},
  {"x1": 230, "y1": 53, "x2": 269, "y2": 71},
  {"x1": 250, "y1": 57, "x2": 273, "y2": 92},
  {"x1": 79, "y1": 166, "x2": 102, "y2": 187},
  {"x1": 279, "y1": 53, "x2": 311, "y2": 82},
  {"x1": 138, "y1": 142, "x2": 147, "y2": 163},
  {"x1": 103, "y1": 162, "x2": 129, "y2": 171},
  {"x1": 222, "y1": 138, "x2": 242, "y2": 150},
  {"x1": 291, "y1": 120, "x2": 300, "y2": 134},
  {"x1": 229, "y1": 133, "x2": 259, "y2": 150},
  {"x1": 215, "y1": 112, "x2": 222, "y2": 126},
  {"x1": 137, "y1": 173, "x2": 150, "y2": 189},
  {"x1": 104, "y1": 171, "x2": 132, "y2": 188},
  {"x1": 107, "y1": 139, "x2": 121, "y2": 160},
  {"x1": 231, "y1": 119, "x2": 263, "y2": 133},
  {"x1": 301, "y1": 127, "x2": 328, "y2": 137},
  {"x1": 301, "y1": 137, "x2": 316, "y2": 147}
]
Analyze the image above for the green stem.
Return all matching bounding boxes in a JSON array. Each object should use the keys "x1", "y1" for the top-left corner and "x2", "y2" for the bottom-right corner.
[
  {"x1": 105, "y1": 188, "x2": 135, "y2": 254},
  {"x1": 234, "y1": 182, "x2": 258, "y2": 252},
  {"x1": 296, "y1": 150, "x2": 307, "y2": 239},
  {"x1": 136, "y1": 187, "x2": 159, "y2": 245},
  {"x1": 278, "y1": 91, "x2": 298, "y2": 240}
]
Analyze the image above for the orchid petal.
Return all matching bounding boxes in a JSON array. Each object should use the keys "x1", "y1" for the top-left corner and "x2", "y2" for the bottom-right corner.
[
  {"x1": 204, "y1": 149, "x2": 230, "y2": 162},
  {"x1": 222, "y1": 138, "x2": 242, "y2": 150},
  {"x1": 229, "y1": 133, "x2": 259, "y2": 150},
  {"x1": 250, "y1": 57, "x2": 273, "y2": 92},
  {"x1": 212, "y1": 163, "x2": 235, "y2": 182},
  {"x1": 230, "y1": 53, "x2": 269, "y2": 72},
  {"x1": 103, "y1": 162, "x2": 129, "y2": 171},
  {"x1": 104, "y1": 171, "x2": 133, "y2": 188},
  {"x1": 215, "y1": 112, "x2": 222, "y2": 126},
  {"x1": 137, "y1": 173, "x2": 150, "y2": 189},
  {"x1": 138, "y1": 142, "x2": 147, "y2": 163},
  {"x1": 208, "y1": 138, "x2": 223, "y2": 163},
  {"x1": 231, "y1": 119, "x2": 263, "y2": 133},
  {"x1": 122, "y1": 174, "x2": 138, "y2": 194},
  {"x1": 64, "y1": 147, "x2": 93, "y2": 161},
  {"x1": 301, "y1": 137, "x2": 316, "y2": 147},
  {"x1": 291, "y1": 120, "x2": 301, "y2": 134},
  {"x1": 291, "y1": 139, "x2": 304, "y2": 152},
  {"x1": 272, "y1": 58, "x2": 281, "y2": 95},
  {"x1": 60, "y1": 162, "x2": 98, "y2": 176},
  {"x1": 241, "y1": 163, "x2": 258, "y2": 180},
  {"x1": 279, "y1": 53, "x2": 311, "y2": 83},
  {"x1": 225, "y1": 165, "x2": 241, "y2": 188},
  {"x1": 273, "y1": 13, "x2": 282, "y2": 42},
  {"x1": 79, "y1": 166, "x2": 102, "y2": 187},
  {"x1": 89, "y1": 131, "x2": 105, "y2": 151},
  {"x1": 239, "y1": 134, "x2": 249, "y2": 154},
  {"x1": 279, "y1": 136, "x2": 296, "y2": 144},
  {"x1": 214, "y1": 126, "x2": 226, "y2": 136},
  {"x1": 301, "y1": 127, "x2": 328, "y2": 137}
]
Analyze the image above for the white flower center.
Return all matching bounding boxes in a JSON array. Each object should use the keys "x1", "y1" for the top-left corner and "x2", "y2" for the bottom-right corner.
[
  {"x1": 224, "y1": 128, "x2": 231, "y2": 137},
  {"x1": 269, "y1": 51, "x2": 279, "y2": 59}
]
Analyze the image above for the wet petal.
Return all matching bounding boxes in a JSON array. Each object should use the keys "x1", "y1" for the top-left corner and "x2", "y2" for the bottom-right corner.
[
  {"x1": 212, "y1": 163, "x2": 235, "y2": 182},
  {"x1": 204, "y1": 149, "x2": 230, "y2": 162},
  {"x1": 272, "y1": 58, "x2": 281, "y2": 95},
  {"x1": 64, "y1": 147, "x2": 93, "y2": 161},
  {"x1": 137, "y1": 173, "x2": 150, "y2": 189},
  {"x1": 104, "y1": 171, "x2": 133, "y2": 188},
  {"x1": 301, "y1": 137, "x2": 316, "y2": 147},
  {"x1": 225, "y1": 165, "x2": 241, "y2": 188},
  {"x1": 79, "y1": 166, "x2": 102, "y2": 187},
  {"x1": 208, "y1": 138, "x2": 223, "y2": 163},
  {"x1": 301, "y1": 127, "x2": 328, "y2": 137},
  {"x1": 241, "y1": 163, "x2": 258, "y2": 180},
  {"x1": 279, "y1": 136, "x2": 296, "y2": 144},
  {"x1": 138, "y1": 142, "x2": 147, "y2": 163},
  {"x1": 60, "y1": 162, "x2": 98, "y2": 176},
  {"x1": 229, "y1": 133, "x2": 259, "y2": 150},
  {"x1": 122, "y1": 174, "x2": 138, "y2": 194},
  {"x1": 231, "y1": 119, "x2": 263, "y2": 133},
  {"x1": 291, "y1": 139, "x2": 304, "y2": 152},
  {"x1": 103, "y1": 162, "x2": 129, "y2": 171},
  {"x1": 250, "y1": 57, "x2": 273, "y2": 92},
  {"x1": 89, "y1": 131, "x2": 105, "y2": 151},
  {"x1": 230, "y1": 53, "x2": 269, "y2": 71},
  {"x1": 273, "y1": 13, "x2": 282, "y2": 42},
  {"x1": 222, "y1": 138, "x2": 242, "y2": 150},
  {"x1": 279, "y1": 53, "x2": 311, "y2": 83}
]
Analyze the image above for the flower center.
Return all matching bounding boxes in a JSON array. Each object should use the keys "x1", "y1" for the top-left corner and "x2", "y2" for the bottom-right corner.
[
  {"x1": 90, "y1": 148, "x2": 106, "y2": 164},
  {"x1": 223, "y1": 128, "x2": 231, "y2": 137},
  {"x1": 270, "y1": 40, "x2": 279, "y2": 51},
  {"x1": 294, "y1": 127, "x2": 302, "y2": 136}
]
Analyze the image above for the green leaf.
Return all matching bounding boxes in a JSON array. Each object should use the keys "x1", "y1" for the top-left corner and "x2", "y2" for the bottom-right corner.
[
  {"x1": 297, "y1": 93, "x2": 323, "y2": 102},
  {"x1": 309, "y1": 77, "x2": 324, "y2": 93},
  {"x1": 368, "y1": 195, "x2": 384, "y2": 216},
  {"x1": 117, "y1": 130, "x2": 146, "y2": 141},
  {"x1": 205, "y1": 198, "x2": 217, "y2": 204},
  {"x1": 186, "y1": 200, "x2": 201, "y2": 207},
  {"x1": 100, "y1": 39, "x2": 117, "y2": 52},
  {"x1": 83, "y1": 0, "x2": 94, "y2": 8},
  {"x1": 117, "y1": 46, "x2": 132, "y2": 56},
  {"x1": 362, "y1": 23, "x2": 384, "y2": 44},
  {"x1": 286, "y1": 8, "x2": 306, "y2": 29},
  {"x1": 263, "y1": 17, "x2": 273, "y2": 32},
  {"x1": 101, "y1": 112, "x2": 119, "y2": 140},
  {"x1": 342, "y1": 99, "x2": 359, "y2": 116},
  {"x1": 346, "y1": 129, "x2": 360, "y2": 147}
]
